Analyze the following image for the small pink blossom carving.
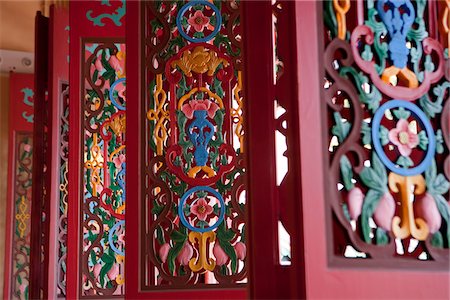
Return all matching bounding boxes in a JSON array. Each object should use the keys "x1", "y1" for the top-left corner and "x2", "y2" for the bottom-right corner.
[
  {"x1": 177, "y1": 242, "x2": 193, "y2": 265},
  {"x1": 373, "y1": 192, "x2": 396, "y2": 231},
  {"x1": 18, "y1": 283, "x2": 27, "y2": 294},
  {"x1": 213, "y1": 242, "x2": 229, "y2": 266},
  {"x1": 181, "y1": 99, "x2": 219, "y2": 119},
  {"x1": 234, "y1": 242, "x2": 246, "y2": 260},
  {"x1": 347, "y1": 187, "x2": 364, "y2": 221},
  {"x1": 414, "y1": 193, "x2": 442, "y2": 234},
  {"x1": 388, "y1": 119, "x2": 419, "y2": 157},
  {"x1": 159, "y1": 243, "x2": 171, "y2": 263},
  {"x1": 188, "y1": 10, "x2": 210, "y2": 32},
  {"x1": 23, "y1": 144, "x2": 31, "y2": 153},
  {"x1": 190, "y1": 198, "x2": 213, "y2": 221},
  {"x1": 113, "y1": 154, "x2": 126, "y2": 169}
]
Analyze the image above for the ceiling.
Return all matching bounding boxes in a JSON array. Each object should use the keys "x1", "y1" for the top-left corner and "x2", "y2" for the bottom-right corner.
[{"x1": 0, "y1": 1, "x2": 43, "y2": 52}]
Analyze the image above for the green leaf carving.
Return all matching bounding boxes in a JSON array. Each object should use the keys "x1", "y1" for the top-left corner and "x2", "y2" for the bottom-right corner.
[
  {"x1": 430, "y1": 231, "x2": 443, "y2": 248},
  {"x1": 331, "y1": 112, "x2": 351, "y2": 143},
  {"x1": 361, "y1": 189, "x2": 384, "y2": 243},
  {"x1": 156, "y1": 225, "x2": 165, "y2": 245},
  {"x1": 418, "y1": 130, "x2": 429, "y2": 150},
  {"x1": 340, "y1": 155, "x2": 354, "y2": 191},
  {"x1": 425, "y1": 160, "x2": 450, "y2": 196},
  {"x1": 435, "y1": 130, "x2": 444, "y2": 154},
  {"x1": 396, "y1": 155, "x2": 414, "y2": 168},
  {"x1": 361, "y1": 121, "x2": 372, "y2": 145},
  {"x1": 424, "y1": 55, "x2": 435, "y2": 72},
  {"x1": 362, "y1": 45, "x2": 373, "y2": 61},
  {"x1": 379, "y1": 125, "x2": 389, "y2": 146},
  {"x1": 359, "y1": 153, "x2": 388, "y2": 192},
  {"x1": 375, "y1": 228, "x2": 389, "y2": 245},
  {"x1": 392, "y1": 107, "x2": 411, "y2": 120}
]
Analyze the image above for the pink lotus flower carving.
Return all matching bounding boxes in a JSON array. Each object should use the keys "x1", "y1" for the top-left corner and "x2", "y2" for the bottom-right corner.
[
  {"x1": 213, "y1": 242, "x2": 229, "y2": 266},
  {"x1": 188, "y1": 10, "x2": 210, "y2": 33},
  {"x1": 388, "y1": 119, "x2": 419, "y2": 157},
  {"x1": 181, "y1": 99, "x2": 219, "y2": 119},
  {"x1": 234, "y1": 242, "x2": 246, "y2": 260},
  {"x1": 347, "y1": 187, "x2": 364, "y2": 221},
  {"x1": 190, "y1": 198, "x2": 213, "y2": 221},
  {"x1": 177, "y1": 242, "x2": 194, "y2": 266},
  {"x1": 414, "y1": 193, "x2": 442, "y2": 234},
  {"x1": 373, "y1": 192, "x2": 396, "y2": 231},
  {"x1": 159, "y1": 243, "x2": 171, "y2": 263}
]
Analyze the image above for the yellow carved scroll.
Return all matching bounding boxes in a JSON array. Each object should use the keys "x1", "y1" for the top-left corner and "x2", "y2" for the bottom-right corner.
[
  {"x1": 84, "y1": 133, "x2": 104, "y2": 196},
  {"x1": 15, "y1": 196, "x2": 30, "y2": 238},
  {"x1": 333, "y1": 0, "x2": 350, "y2": 40},
  {"x1": 388, "y1": 173, "x2": 429, "y2": 241},
  {"x1": 232, "y1": 71, "x2": 244, "y2": 152},
  {"x1": 147, "y1": 74, "x2": 169, "y2": 155},
  {"x1": 381, "y1": 66, "x2": 419, "y2": 88},
  {"x1": 188, "y1": 231, "x2": 216, "y2": 272},
  {"x1": 187, "y1": 165, "x2": 216, "y2": 178}
]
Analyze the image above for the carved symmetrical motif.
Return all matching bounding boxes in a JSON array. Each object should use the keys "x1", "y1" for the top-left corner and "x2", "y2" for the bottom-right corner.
[
  {"x1": 323, "y1": 0, "x2": 449, "y2": 262},
  {"x1": 11, "y1": 134, "x2": 33, "y2": 300},
  {"x1": 82, "y1": 42, "x2": 126, "y2": 296},
  {"x1": 143, "y1": 0, "x2": 246, "y2": 287}
]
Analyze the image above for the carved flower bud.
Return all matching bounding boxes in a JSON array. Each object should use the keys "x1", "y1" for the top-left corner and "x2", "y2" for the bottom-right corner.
[
  {"x1": 347, "y1": 187, "x2": 364, "y2": 220},
  {"x1": 213, "y1": 242, "x2": 229, "y2": 266},
  {"x1": 373, "y1": 192, "x2": 396, "y2": 231},
  {"x1": 93, "y1": 263, "x2": 102, "y2": 279},
  {"x1": 159, "y1": 243, "x2": 171, "y2": 263},
  {"x1": 177, "y1": 242, "x2": 193, "y2": 266},
  {"x1": 234, "y1": 242, "x2": 246, "y2": 260},
  {"x1": 107, "y1": 263, "x2": 120, "y2": 280},
  {"x1": 414, "y1": 193, "x2": 442, "y2": 234}
]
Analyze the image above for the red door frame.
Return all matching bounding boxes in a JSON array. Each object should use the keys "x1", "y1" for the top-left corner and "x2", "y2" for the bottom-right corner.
[
  {"x1": 295, "y1": 2, "x2": 450, "y2": 298},
  {"x1": 29, "y1": 11, "x2": 51, "y2": 300}
]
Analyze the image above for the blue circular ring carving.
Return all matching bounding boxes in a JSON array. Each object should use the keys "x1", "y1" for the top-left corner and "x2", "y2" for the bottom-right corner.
[
  {"x1": 371, "y1": 100, "x2": 435, "y2": 176},
  {"x1": 176, "y1": 0, "x2": 222, "y2": 43},
  {"x1": 108, "y1": 220, "x2": 125, "y2": 256},
  {"x1": 109, "y1": 77, "x2": 126, "y2": 111},
  {"x1": 178, "y1": 186, "x2": 225, "y2": 233}
]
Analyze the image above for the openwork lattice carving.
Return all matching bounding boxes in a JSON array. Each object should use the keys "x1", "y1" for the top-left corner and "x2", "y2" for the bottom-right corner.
[
  {"x1": 323, "y1": 0, "x2": 449, "y2": 263},
  {"x1": 82, "y1": 42, "x2": 126, "y2": 296},
  {"x1": 57, "y1": 83, "x2": 69, "y2": 296},
  {"x1": 143, "y1": 0, "x2": 246, "y2": 288},
  {"x1": 11, "y1": 134, "x2": 33, "y2": 300}
]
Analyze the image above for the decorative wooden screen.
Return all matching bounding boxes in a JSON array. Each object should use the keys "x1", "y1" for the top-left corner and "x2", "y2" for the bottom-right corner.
[
  {"x1": 323, "y1": 0, "x2": 449, "y2": 266},
  {"x1": 126, "y1": 0, "x2": 250, "y2": 295},
  {"x1": 3, "y1": 73, "x2": 35, "y2": 300},
  {"x1": 67, "y1": 1, "x2": 126, "y2": 298},
  {"x1": 142, "y1": 0, "x2": 247, "y2": 288},
  {"x1": 47, "y1": 5, "x2": 69, "y2": 298}
]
